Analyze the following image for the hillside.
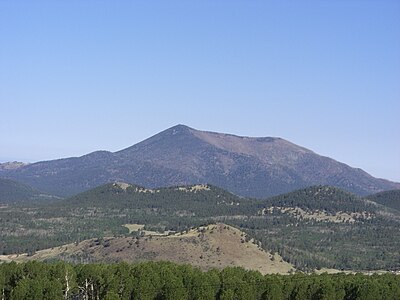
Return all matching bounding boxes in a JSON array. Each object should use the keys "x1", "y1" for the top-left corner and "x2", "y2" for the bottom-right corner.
[
  {"x1": 0, "y1": 223, "x2": 294, "y2": 275},
  {"x1": 237, "y1": 186, "x2": 400, "y2": 271},
  {"x1": 367, "y1": 190, "x2": 400, "y2": 211},
  {"x1": 61, "y1": 182, "x2": 259, "y2": 216},
  {"x1": 1, "y1": 125, "x2": 399, "y2": 198},
  {"x1": 0, "y1": 178, "x2": 58, "y2": 204},
  {"x1": 264, "y1": 185, "x2": 376, "y2": 213},
  {"x1": 1, "y1": 182, "x2": 400, "y2": 271},
  {"x1": 0, "y1": 182, "x2": 259, "y2": 256}
]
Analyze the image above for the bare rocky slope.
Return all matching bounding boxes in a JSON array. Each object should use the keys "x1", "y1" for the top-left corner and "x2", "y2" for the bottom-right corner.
[{"x1": 1, "y1": 124, "x2": 399, "y2": 198}]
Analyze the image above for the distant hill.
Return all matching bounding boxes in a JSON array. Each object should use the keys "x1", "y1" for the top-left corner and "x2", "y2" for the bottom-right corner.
[
  {"x1": 1, "y1": 124, "x2": 399, "y2": 198},
  {"x1": 58, "y1": 182, "x2": 260, "y2": 218},
  {"x1": 367, "y1": 190, "x2": 400, "y2": 211},
  {"x1": 264, "y1": 185, "x2": 376, "y2": 213},
  {"x1": 244, "y1": 185, "x2": 400, "y2": 271},
  {"x1": 0, "y1": 178, "x2": 58, "y2": 204}
]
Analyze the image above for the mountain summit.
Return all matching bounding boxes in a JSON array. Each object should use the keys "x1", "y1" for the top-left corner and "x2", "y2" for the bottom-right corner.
[{"x1": 1, "y1": 124, "x2": 399, "y2": 197}]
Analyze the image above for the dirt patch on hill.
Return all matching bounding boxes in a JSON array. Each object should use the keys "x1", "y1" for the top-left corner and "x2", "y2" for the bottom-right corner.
[
  {"x1": 263, "y1": 206, "x2": 374, "y2": 223},
  {"x1": 0, "y1": 223, "x2": 294, "y2": 274}
]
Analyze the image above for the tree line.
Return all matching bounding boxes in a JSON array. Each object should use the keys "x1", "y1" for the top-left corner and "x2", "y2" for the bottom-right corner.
[{"x1": 1, "y1": 261, "x2": 399, "y2": 299}]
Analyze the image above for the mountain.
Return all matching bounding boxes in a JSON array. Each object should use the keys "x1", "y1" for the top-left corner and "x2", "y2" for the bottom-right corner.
[
  {"x1": 0, "y1": 178, "x2": 58, "y2": 204},
  {"x1": 1, "y1": 124, "x2": 399, "y2": 198},
  {"x1": 367, "y1": 190, "x2": 400, "y2": 211}
]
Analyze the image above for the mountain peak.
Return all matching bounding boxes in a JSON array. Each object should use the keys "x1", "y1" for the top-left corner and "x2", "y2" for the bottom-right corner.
[
  {"x1": 171, "y1": 124, "x2": 193, "y2": 130},
  {"x1": 165, "y1": 124, "x2": 194, "y2": 135}
]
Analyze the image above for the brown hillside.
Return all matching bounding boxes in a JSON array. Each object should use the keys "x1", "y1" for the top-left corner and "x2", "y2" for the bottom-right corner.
[{"x1": 0, "y1": 223, "x2": 294, "y2": 275}]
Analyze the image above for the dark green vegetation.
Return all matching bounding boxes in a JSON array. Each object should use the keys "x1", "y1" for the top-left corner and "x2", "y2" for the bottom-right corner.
[
  {"x1": 0, "y1": 178, "x2": 58, "y2": 204},
  {"x1": 367, "y1": 189, "x2": 400, "y2": 211},
  {"x1": 0, "y1": 184, "x2": 257, "y2": 257},
  {"x1": 236, "y1": 186, "x2": 400, "y2": 271},
  {"x1": 1, "y1": 261, "x2": 399, "y2": 300},
  {"x1": 1, "y1": 125, "x2": 399, "y2": 198},
  {"x1": 1, "y1": 183, "x2": 400, "y2": 272}
]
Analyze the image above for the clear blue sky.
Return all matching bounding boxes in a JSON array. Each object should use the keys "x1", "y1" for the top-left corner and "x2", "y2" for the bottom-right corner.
[{"x1": 1, "y1": 1, "x2": 399, "y2": 182}]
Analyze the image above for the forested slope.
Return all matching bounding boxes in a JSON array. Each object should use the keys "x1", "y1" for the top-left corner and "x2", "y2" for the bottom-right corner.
[
  {"x1": 1, "y1": 183, "x2": 399, "y2": 272},
  {"x1": 0, "y1": 178, "x2": 58, "y2": 204},
  {"x1": 367, "y1": 189, "x2": 400, "y2": 211}
]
